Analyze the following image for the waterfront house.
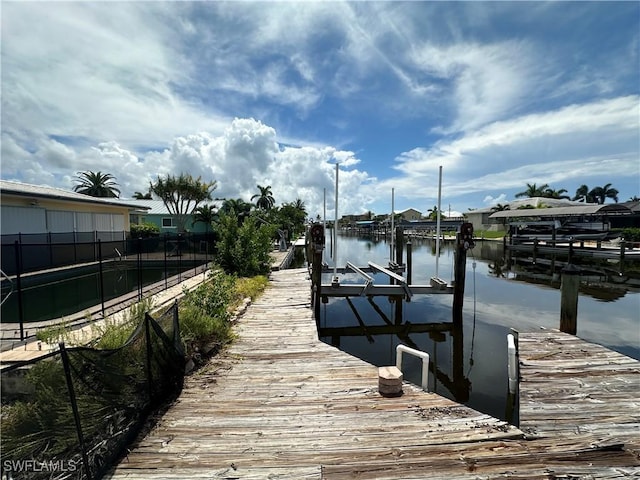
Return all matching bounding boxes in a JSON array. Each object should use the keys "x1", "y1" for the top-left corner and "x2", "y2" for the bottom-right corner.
[
  {"x1": 124, "y1": 199, "x2": 217, "y2": 234},
  {"x1": 0, "y1": 180, "x2": 147, "y2": 274},
  {"x1": 0, "y1": 180, "x2": 145, "y2": 241}
]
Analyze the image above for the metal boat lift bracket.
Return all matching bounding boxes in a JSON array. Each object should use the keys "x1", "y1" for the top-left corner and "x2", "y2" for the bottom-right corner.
[
  {"x1": 346, "y1": 261, "x2": 374, "y2": 296},
  {"x1": 368, "y1": 261, "x2": 413, "y2": 298}
]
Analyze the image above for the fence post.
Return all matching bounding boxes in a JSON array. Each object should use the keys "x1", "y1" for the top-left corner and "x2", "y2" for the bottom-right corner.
[
  {"x1": 48, "y1": 231, "x2": 53, "y2": 268},
  {"x1": 137, "y1": 237, "x2": 143, "y2": 301},
  {"x1": 144, "y1": 313, "x2": 154, "y2": 403},
  {"x1": 59, "y1": 342, "x2": 93, "y2": 480},
  {"x1": 14, "y1": 241, "x2": 25, "y2": 340},
  {"x1": 164, "y1": 234, "x2": 168, "y2": 289},
  {"x1": 98, "y1": 240, "x2": 105, "y2": 317},
  {"x1": 178, "y1": 233, "x2": 183, "y2": 283}
]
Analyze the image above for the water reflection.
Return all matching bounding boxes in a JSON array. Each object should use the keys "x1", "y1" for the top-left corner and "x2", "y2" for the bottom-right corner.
[{"x1": 317, "y1": 233, "x2": 639, "y2": 423}]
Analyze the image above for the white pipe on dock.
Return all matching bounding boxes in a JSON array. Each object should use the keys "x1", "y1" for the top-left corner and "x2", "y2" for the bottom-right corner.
[
  {"x1": 323, "y1": 187, "x2": 326, "y2": 255},
  {"x1": 396, "y1": 344, "x2": 430, "y2": 391},
  {"x1": 507, "y1": 333, "x2": 517, "y2": 394},
  {"x1": 435, "y1": 165, "x2": 442, "y2": 279}
]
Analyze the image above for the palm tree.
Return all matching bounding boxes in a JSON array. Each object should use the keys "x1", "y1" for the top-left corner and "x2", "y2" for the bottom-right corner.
[
  {"x1": 543, "y1": 187, "x2": 570, "y2": 200},
  {"x1": 220, "y1": 198, "x2": 253, "y2": 224},
  {"x1": 73, "y1": 171, "x2": 120, "y2": 198},
  {"x1": 589, "y1": 183, "x2": 619, "y2": 204},
  {"x1": 293, "y1": 198, "x2": 306, "y2": 213},
  {"x1": 133, "y1": 191, "x2": 152, "y2": 199},
  {"x1": 573, "y1": 184, "x2": 595, "y2": 203},
  {"x1": 193, "y1": 205, "x2": 217, "y2": 231},
  {"x1": 251, "y1": 184, "x2": 275, "y2": 211},
  {"x1": 628, "y1": 195, "x2": 640, "y2": 202},
  {"x1": 491, "y1": 204, "x2": 510, "y2": 226},
  {"x1": 490, "y1": 203, "x2": 510, "y2": 212},
  {"x1": 515, "y1": 183, "x2": 549, "y2": 198}
]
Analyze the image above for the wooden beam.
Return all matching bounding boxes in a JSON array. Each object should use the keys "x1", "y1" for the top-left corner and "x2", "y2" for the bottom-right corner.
[{"x1": 320, "y1": 284, "x2": 453, "y2": 297}]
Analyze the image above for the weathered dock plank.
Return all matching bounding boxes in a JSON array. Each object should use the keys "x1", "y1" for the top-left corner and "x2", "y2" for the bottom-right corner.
[
  {"x1": 106, "y1": 270, "x2": 639, "y2": 479},
  {"x1": 519, "y1": 330, "x2": 640, "y2": 461}
]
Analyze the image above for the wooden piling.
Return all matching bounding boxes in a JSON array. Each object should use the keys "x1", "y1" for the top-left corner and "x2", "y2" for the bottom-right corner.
[
  {"x1": 560, "y1": 263, "x2": 580, "y2": 335},
  {"x1": 406, "y1": 241, "x2": 412, "y2": 285},
  {"x1": 452, "y1": 233, "x2": 467, "y2": 327},
  {"x1": 395, "y1": 226, "x2": 403, "y2": 266}
]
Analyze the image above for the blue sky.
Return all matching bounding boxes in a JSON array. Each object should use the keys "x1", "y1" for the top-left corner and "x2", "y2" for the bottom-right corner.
[{"x1": 2, "y1": 1, "x2": 639, "y2": 218}]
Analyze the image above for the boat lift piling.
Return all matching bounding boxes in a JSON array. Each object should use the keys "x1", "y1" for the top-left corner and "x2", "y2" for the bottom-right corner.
[{"x1": 310, "y1": 222, "x2": 476, "y2": 312}]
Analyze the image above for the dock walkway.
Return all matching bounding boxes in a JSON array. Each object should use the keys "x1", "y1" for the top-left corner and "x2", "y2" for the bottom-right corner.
[
  {"x1": 107, "y1": 269, "x2": 639, "y2": 479},
  {"x1": 519, "y1": 330, "x2": 640, "y2": 472},
  {"x1": 108, "y1": 268, "x2": 523, "y2": 479}
]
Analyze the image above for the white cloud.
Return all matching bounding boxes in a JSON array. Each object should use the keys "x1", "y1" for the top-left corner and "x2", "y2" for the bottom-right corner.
[
  {"x1": 483, "y1": 194, "x2": 508, "y2": 207},
  {"x1": 1, "y1": 2, "x2": 228, "y2": 149},
  {"x1": 385, "y1": 95, "x2": 640, "y2": 201}
]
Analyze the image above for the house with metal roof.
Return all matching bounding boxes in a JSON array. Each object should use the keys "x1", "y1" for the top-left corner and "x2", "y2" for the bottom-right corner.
[
  {"x1": 0, "y1": 180, "x2": 147, "y2": 241},
  {"x1": 466, "y1": 197, "x2": 636, "y2": 233},
  {"x1": 124, "y1": 199, "x2": 216, "y2": 234}
]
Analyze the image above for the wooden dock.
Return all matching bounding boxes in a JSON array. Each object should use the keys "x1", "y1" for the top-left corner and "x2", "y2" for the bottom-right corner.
[
  {"x1": 518, "y1": 330, "x2": 640, "y2": 472},
  {"x1": 107, "y1": 269, "x2": 639, "y2": 479}
]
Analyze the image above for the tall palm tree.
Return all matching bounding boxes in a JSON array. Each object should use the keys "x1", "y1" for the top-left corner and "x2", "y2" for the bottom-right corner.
[
  {"x1": 573, "y1": 184, "x2": 595, "y2": 203},
  {"x1": 193, "y1": 205, "x2": 217, "y2": 231},
  {"x1": 590, "y1": 183, "x2": 619, "y2": 204},
  {"x1": 293, "y1": 198, "x2": 307, "y2": 215},
  {"x1": 251, "y1": 184, "x2": 275, "y2": 211},
  {"x1": 133, "y1": 191, "x2": 152, "y2": 199},
  {"x1": 543, "y1": 187, "x2": 570, "y2": 200},
  {"x1": 220, "y1": 198, "x2": 253, "y2": 224},
  {"x1": 73, "y1": 171, "x2": 120, "y2": 198},
  {"x1": 515, "y1": 183, "x2": 549, "y2": 198},
  {"x1": 490, "y1": 203, "x2": 510, "y2": 212}
]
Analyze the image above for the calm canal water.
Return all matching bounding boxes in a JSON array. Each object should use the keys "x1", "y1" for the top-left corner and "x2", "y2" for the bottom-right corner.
[{"x1": 317, "y1": 233, "x2": 640, "y2": 424}]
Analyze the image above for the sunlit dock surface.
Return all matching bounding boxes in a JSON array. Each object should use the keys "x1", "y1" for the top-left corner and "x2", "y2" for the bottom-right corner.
[
  {"x1": 519, "y1": 330, "x2": 640, "y2": 461},
  {"x1": 106, "y1": 269, "x2": 639, "y2": 479}
]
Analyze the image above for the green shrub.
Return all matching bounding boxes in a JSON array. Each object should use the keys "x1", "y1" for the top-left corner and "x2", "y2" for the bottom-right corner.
[
  {"x1": 93, "y1": 297, "x2": 154, "y2": 349},
  {"x1": 617, "y1": 227, "x2": 640, "y2": 242},
  {"x1": 179, "y1": 269, "x2": 237, "y2": 350},
  {"x1": 215, "y1": 213, "x2": 275, "y2": 276},
  {"x1": 234, "y1": 275, "x2": 269, "y2": 305},
  {"x1": 131, "y1": 222, "x2": 160, "y2": 237}
]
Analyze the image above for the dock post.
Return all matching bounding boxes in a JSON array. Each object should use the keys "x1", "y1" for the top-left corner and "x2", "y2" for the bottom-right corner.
[
  {"x1": 560, "y1": 263, "x2": 580, "y2": 335},
  {"x1": 619, "y1": 240, "x2": 626, "y2": 274},
  {"x1": 532, "y1": 239, "x2": 538, "y2": 263},
  {"x1": 406, "y1": 241, "x2": 412, "y2": 285},
  {"x1": 309, "y1": 224, "x2": 326, "y2": 324},
  {"x1": 453, "y1": 242, "x2": 466, "y2": 327},
  {"x1": 453, "y1": 223, "x2": 474, "y2": 326},
  {"x1": 395, "y1": 226, "x2": 403, "y2": 267}
]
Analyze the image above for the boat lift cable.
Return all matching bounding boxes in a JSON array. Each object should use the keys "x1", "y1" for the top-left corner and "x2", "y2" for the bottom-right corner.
[{"x1": 467, "y1": 247, "x2": 478, "y2": 375}]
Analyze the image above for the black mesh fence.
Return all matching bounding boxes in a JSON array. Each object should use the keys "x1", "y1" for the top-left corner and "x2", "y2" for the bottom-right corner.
[
  {"x1": 0, "y1": 303, "x2": 185, "y2": 480},
  {"x1": 2, "y1": 233, "x2": 215, "y2": 341}
]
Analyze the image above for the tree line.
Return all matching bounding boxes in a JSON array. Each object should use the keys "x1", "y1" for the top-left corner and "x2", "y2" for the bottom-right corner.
[
  {"x1": 72, "y1": 171, "x2": 308, "y2": 276},
  {"x1": 513, "y1": 182, "x2": 628, "y2": 204}
]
